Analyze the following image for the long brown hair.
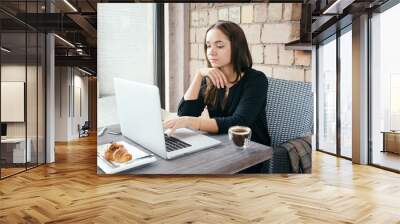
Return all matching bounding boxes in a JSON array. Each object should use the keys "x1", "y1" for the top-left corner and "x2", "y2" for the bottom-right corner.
[{"x1": 203, "y1": 20, "x2": 252, "y2": 109}]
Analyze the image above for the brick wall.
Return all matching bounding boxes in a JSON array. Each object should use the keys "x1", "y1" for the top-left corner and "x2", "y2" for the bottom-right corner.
[{"x1": 189, "y1": 3, "x2": 311, "y2": 82}]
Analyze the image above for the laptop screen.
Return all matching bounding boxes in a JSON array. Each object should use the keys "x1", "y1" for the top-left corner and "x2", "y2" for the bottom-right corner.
[{"x1": 1, "y1": 123, "x2": 7, "y2": 137}]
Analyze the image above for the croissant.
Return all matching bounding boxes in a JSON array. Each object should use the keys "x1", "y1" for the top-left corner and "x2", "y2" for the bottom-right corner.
[
  {"x1": 113, "y1": 147, "x2": 132, "y2": 162},
  {"x1": 104, "y1": 143, "x2": 120, "y2": 160},
  {"x1": 104, "y1": 143, "x2": 133, "y2": 162}
]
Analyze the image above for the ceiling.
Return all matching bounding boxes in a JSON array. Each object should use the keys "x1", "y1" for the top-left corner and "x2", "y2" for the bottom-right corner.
[
  {"x1": 0, "y1": 0, "x2": 100, "y2": 74},
  {"x1": 1, "y1": 0, "x2": 317, "y2": 75},
  {"x1": 310, "y1": 0, "x2": 391, "y2": 44}
]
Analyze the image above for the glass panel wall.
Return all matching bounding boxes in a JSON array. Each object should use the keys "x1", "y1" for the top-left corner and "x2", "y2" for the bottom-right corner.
[
  {"x1": 371, "y1": 3, "x2": 400, "y2": 171},
  {"x1": 339, "y1": 28, "x2": 352, "y2": 158},
  {"x1": 0, "y1": 1, "x2": 46, "y2": 179},
  {"x1": 38, "y1": 32, "x2": 45, "y2": 165},
  {"x1": 317, "y1": 25, "x2": 353, "y2": 160},
  {"x1": 27, "y1": 30, "x2": 38, "y2": 169},
  {"x1": 0, "y1": 30, "x2": 28, "y2": 178},
  {"x1": 317, "y1": 36, "x2": 337, "y2": 154},
  {"x1": 26, "y1": 0, "x2": 44, "y2": 169},
  {"x1": 37, "y1": 0, "x2": 46, "y2": 165}
]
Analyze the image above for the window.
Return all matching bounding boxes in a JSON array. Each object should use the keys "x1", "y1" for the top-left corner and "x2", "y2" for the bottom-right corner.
[
  {"x1": 370, "y1": 2, "x2": 400, "y2": 171},
  {"x1": 97, "y1": 3, "x2": 157, "y2": 127},
  {"x1": 339, "y1": 28, "x2": 352, "y2": 158},
  {"x1": 390, "y1": 74, "x2": 400, "y2": 130},
  {"x1": 316, "y1": 23, "x2": 354, "y2": 159},
  {"x1": 97, "y1": 3, "x2": 156, "y2": 96},
  {"x1": 317, "y1": 36, "x2": 337, "y2": 154}
]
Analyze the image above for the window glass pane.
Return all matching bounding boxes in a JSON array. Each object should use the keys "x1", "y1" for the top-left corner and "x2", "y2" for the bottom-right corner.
[
  {"x1": 1, "y1": 30, "x2": 27, "y2": 177},
  {"x1": 340, "y1": 29, "x2": 352, "y2": 158},
  {"x1": 38, "y1": 32, "x2": 45, "y2": 165},
  {"x1": 98, "y1": 3, "x2": 155, "y2": 95},
  {"x1": 27, "y1": 30, "x2": 38, "y2": 169},
  {"x1": 0, "y1": 1, "x2": 46, "y2": 179},
  {"x1": 371, "y1": 3, "x2": 400, "y2": 171},
  {"x1": 97, "y1": 3, "x2": 156, "y2": 127},
  {"x1": 318, "y1": 37, "x2": 337, "y2": 154}
]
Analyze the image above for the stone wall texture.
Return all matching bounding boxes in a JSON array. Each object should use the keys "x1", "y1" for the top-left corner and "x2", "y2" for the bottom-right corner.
[{"x1": 189, "y1": 3, "x2": 311, "y2": 82}]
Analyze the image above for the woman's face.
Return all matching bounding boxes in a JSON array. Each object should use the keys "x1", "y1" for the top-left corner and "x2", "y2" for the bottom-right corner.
[{"x1": 205, "y1": 28, "x2": 232, "y2": 68}]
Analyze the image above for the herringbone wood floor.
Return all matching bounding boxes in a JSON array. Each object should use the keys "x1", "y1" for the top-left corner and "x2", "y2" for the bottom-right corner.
[{"x1": 1, "y1": 135, "x2": 400, "y2": 223}]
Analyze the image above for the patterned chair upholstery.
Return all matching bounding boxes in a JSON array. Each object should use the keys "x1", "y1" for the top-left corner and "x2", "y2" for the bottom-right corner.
[{"x1": 262, "y1": 77, "x2": 314, "y2": 173}]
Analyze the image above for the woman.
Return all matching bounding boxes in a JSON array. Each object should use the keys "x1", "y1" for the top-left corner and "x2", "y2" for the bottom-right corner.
[{"x1": 164, "y1": 20, "x2": 271, "y2": 147}]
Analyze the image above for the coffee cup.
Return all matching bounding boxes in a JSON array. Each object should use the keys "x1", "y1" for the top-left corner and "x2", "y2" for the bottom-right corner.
[{"x1": 228, "y1": 126, "x2": 252, "y2": 149}]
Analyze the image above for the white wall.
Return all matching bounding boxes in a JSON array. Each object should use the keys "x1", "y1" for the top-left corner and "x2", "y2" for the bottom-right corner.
[
  {"x1": 55, "y1": 67, "x2": 89, "y2": 141},
  {"x1": 1, "y1": 82, "x2": 25, "y2": 122},
  {"x1": 97, "y1": 3, "x2": 155, "y2": 98},
  {"x1": 1, "y1": 65, "x2": 36, "y2": 137},
  {"x1": 1, "y1": 66, "x2": 26, "y2": 136},
  {"x1": 1, "y1": 64, "x2": 46, "y2": 164},
  {"x1": 77, "y1": 74, "x2": 89, "y2": 124},
  {"x1": 72, "y1": 74, "x2": 89, "y2": 138},
  {"x1": 55, "y1": 67, "x2": 68, "y2": 141}
]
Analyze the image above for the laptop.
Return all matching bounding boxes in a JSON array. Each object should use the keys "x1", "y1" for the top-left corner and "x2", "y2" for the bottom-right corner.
[
  {"x1": 1, "y1": 123, "x2": 7, "y2": 140},
  {"x1": 113, "y1": 78, "x2": 221, "y2": 160}
]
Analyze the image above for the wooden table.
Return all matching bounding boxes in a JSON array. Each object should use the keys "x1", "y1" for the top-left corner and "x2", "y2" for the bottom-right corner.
[
  {"x1": 97, "y1": 124, "x2": 272, "y2": 174},
  {"x1": 382, "y1": 131, "x2": 400, "y2": 154}
]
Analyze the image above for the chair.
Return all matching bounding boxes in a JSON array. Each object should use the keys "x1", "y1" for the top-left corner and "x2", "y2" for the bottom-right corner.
[
  {"x1": 78, "y1": 121, "x2": 90, "y2": 138},
  {"x1": 262, "y1": 77, "x2": 314, "y2": 173}
]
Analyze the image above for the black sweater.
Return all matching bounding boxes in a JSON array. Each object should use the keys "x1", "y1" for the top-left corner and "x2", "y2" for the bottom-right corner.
[{"x1": 177, "y1": 68, "x2": 271, "y2": 146}]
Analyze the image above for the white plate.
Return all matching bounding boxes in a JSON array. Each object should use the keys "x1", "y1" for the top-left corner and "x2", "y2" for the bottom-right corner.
[{"x1": 97, "y1": 141, "x2": 157, "y2": 174}]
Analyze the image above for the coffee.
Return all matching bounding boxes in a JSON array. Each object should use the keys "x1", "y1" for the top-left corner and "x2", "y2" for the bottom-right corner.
[{"x1": 228, "y1": 126, "x2": 252, "y2": 148}]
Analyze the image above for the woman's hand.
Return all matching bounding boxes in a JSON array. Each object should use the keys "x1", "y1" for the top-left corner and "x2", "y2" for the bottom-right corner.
[
  {"x1": 197, "y1": 68, "x2": 228, "y2": 89},
  {"x1": 163, "y1": 117, "x2": 200, "y2": 136}
]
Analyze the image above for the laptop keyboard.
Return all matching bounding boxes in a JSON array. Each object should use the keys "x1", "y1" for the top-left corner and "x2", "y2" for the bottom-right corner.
[{"x1": 164, "y1": 134, "x2": 192, "y2": 152}]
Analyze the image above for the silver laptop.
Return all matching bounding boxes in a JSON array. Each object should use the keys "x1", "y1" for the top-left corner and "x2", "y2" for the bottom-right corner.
[{"x1": 113, "y1": 78, "x2": 221, "y2": 160}]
